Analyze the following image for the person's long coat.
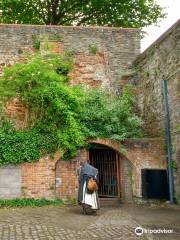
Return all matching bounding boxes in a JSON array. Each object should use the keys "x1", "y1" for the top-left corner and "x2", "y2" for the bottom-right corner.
[{"x1": 78, "y1": 163, "x2": 100, "y2": 209}]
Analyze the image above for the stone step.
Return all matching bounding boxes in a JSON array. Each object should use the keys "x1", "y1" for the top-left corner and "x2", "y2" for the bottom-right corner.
[{"x1": 99, "y1": 197, "x2": 121, "y2": 207}]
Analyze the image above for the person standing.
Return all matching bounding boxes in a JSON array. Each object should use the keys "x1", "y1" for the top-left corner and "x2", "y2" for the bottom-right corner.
[{"x1": 78, "y1": 161, "x2": 100, "y2": 214}]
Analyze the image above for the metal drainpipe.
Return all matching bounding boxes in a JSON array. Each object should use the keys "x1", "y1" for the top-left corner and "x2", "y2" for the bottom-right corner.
[{"x1": 162, "y1": 79, "x2": 174, "y2": 203}]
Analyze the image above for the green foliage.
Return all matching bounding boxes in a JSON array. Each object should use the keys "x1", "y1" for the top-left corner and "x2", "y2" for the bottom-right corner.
[
  {"x1": 31, "y1": 34, "x2": 63, "y2": 51},
  {"x1": 89, "y1": 44, "x2": 98, "y2": 54},
  {"x1": 32, "y1": 34, "x2": 40, "y2": 50},
  {"x1": 0, "y1": 0, "x2": 165, "y2": 28},
  {"x1": 0, "y1": 53, "x2": 73, "y2": 103},
  {"x1": 175, "y1": 124, "x2": 180, "y2": 133},
  {"x1": 44, "y1": 36, "x2": 50, "y2": 50},
  {"x1": 0, "y1": 53, "x2": 143, "y2": 165},
  {"x1": 0, "y1": 118, "x2": 56, "y2": 165},
  {"x1": 0, "y1": 198, "x2": 64, "y2": 208},
  {"x1": 66, "y1": 197, "x2": 77, "y2": 205},
  {"x1": 171, "y1": 160, "x2": 178, "y2": 170},
  {"x1": 80, "y1": 87, "x2": 143, "y2": 141},
  {"x1": 0, "y1": 53, "x2": 84, "y2": 163}
]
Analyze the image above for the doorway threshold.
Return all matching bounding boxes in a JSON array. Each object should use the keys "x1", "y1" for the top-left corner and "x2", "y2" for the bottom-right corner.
[{"x1": 99, "y1": 197, "x2": 121, "y2": 207}]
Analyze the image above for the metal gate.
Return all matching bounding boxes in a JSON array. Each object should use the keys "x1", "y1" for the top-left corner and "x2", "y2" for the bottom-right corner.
[{"x1": 89, "y1": 148, "x2": 121, "y2": 198}]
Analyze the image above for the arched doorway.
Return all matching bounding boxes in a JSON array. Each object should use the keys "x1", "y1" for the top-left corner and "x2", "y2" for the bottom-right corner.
[{"x1": 88, "y1": 144, "x2": 122, "y2": 198}]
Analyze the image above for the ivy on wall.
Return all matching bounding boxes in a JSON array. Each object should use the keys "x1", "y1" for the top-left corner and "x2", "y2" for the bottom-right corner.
[{"x1": 0, "y1": 53, "x2": 143, "y2": 165}]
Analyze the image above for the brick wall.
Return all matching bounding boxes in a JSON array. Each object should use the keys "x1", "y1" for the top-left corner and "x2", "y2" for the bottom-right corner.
[
  {"x1": 89, "y1": 138, "x2": 166, "y2": 198},
  {"x1": 5, "y1": 98, "x2": 28, "y2": 130},
  {"x1": 0, "y1": 24, "x2": 141, "y2": 201},
  {"x1": 69, "y1": 53, "x2": 109, "y2": 88},
  {"x1": 0, "y1": 23, "x2": 172, "y2": 202},
  {"x1": 55, "y1": 149, "x2": 88, "y2": 200},
  {"x1": 122, "y1": 157, "x2": 133, "y2": 201},
  {"x1": 21, "y1": 151, "x2": 60, "y2": 199},
  {"x1": 0, "y1": 24, "x2": 140, "y2": 91},
  {"x1": 55, "y1": 161, "x2": 78, "y2": 200},
  {"x1": 0, "y1": 138, "x2": 165, "y2": 200},
  {"x1": 124, "y1": 139, "x2": 166, "y2": 197}
]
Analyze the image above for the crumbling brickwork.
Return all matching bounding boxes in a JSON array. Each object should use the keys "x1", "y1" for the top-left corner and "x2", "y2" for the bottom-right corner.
[
  {"x1": 5, "y1": 98, "x2": 28, "y2": 130},
  {"x1": 69, "y1": 53, "x2": 109, "y2": 88},
  {"x1": 0, "y1": 24, "x2": 140, "y2": 91}
]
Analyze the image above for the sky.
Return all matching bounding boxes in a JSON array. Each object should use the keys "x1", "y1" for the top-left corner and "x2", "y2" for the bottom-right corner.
[{"x1": 141, "y1": 0, "x2": 180, "y2": 52}]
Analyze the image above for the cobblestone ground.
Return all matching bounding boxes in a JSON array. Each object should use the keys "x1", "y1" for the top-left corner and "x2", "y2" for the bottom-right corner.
[{"x1": 0, "y1": 204, "x2": 179, "y2": 240}]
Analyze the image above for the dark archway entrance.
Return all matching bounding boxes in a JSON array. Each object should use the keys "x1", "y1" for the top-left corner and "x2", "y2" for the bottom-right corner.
[{"x1": 89, "y1": 144, "x2": 121, "y2": 198}]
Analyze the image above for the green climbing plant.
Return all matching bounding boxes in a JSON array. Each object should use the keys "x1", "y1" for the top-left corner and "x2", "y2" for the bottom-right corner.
[{"x1": 0, "y1": 52, "x2": 143, "y2": 165}]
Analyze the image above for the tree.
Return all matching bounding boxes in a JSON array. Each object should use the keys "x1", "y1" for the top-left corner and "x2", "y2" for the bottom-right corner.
[{"x1": 0, "y1": 0, "x2": 164, "y2": 28}]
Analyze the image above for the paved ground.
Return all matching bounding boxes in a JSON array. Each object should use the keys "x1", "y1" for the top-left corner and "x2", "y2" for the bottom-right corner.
[{"x1": 0, "y1": 203, "x2": 180, "y2": 240}]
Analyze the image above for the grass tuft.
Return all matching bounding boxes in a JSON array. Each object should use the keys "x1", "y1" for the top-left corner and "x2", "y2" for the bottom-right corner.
[{"x1": 0, "y1": 198, "x2": 64, "y2": 208}]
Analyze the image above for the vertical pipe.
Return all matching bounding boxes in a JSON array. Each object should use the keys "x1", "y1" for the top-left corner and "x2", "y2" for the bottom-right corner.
[{"x1": 162, "y1": 80, "x2": 174, "y2": 203}]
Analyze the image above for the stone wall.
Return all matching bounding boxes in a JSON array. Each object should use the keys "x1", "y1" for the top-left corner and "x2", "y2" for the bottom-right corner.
[
  {"x1": 134, "y1": 20, "x2": 180, "y2": 138},
  {"x1": 0, "y1": 24, "x2": 140, "y2": 91},
  {"x1": 134, "y1": 20, "x2": 180, "y2": 202}
]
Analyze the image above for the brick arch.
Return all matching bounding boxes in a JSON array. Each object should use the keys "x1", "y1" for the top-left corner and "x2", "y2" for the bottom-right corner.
[
  {"x1": 88, "y1": 138, "x2": 166, "y2": 198},
  {"x1": 88, "y1": 138, "x2": 135, "y2": 166},
  {"x1": 54, "y1": 138, "x2": 165, "y2": 200},
  {"x1": 89, "y1": 138, "x2": 122, "y2": 152},
  {"x1": 88, "y1": 138, "x2": 134, "y2": 200}
]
